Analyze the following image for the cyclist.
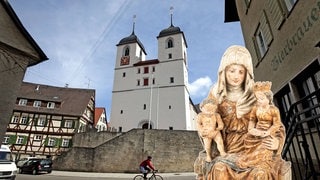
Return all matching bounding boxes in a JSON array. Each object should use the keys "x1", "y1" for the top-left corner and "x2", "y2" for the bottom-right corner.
[{"x1": 139, "y1": 156, "x2": 155, "y2": 179}]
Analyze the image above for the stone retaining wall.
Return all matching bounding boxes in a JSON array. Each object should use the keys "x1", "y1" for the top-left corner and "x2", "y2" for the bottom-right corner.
[{"x1": 53, "y1": 129, "x2": 203, "y2": 173}]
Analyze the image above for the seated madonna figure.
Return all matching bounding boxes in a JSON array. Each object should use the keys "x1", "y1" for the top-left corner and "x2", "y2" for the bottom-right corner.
[{"x1": 194, "y1": 45, "x2": 290, "y2": 180}]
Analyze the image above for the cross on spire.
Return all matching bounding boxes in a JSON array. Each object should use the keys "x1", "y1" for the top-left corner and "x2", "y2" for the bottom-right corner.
[
  {"x1": 170, "y1": 6, "x2": 174, "y2": 27},
  {"x1": 132, "y1": 14, "x2": 136, "y2": 35}
]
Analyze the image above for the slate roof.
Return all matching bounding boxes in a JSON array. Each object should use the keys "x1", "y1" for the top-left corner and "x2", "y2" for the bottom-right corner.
[
  {"x1": 15, "y1": 82, "x2": 95, "y2": 117},
  {"x1": 117, "y1": 32, "x2": 147, "y2": 55}
]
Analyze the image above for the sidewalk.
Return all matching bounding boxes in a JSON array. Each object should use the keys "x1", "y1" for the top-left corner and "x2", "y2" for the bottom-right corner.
[{"x1": 49, "y1": 170, "x2": 197, "y2": 178}]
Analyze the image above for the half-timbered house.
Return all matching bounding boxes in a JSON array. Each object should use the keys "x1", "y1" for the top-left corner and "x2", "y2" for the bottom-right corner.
[
  {"x1": 4, "y1": 82, "x2": 95, "y2": 160},
  {"x1": 94, "y1": 107, "x2": 108, "y2": 132}
]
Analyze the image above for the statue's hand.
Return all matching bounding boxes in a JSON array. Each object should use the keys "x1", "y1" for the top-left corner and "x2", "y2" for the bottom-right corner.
[
  {"x1": 262, "y1": 135, "x2": 279, "y2": 150},
  {"x1": 248, "y1": 128, "x2": 263, "y2": 137}
]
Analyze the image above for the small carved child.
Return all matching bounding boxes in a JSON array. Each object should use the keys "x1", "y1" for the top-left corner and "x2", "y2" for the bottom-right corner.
[
  {"x1": 197, "y1": 99, "x2": 226, "y2": 162},
  {"x1": 237, "y1": 81, "x2": 283, "y2": 168}
]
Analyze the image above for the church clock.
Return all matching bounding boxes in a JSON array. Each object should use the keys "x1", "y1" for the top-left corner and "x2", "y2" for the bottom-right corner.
[{"x1": 120, "y1": 56, "x2": 130, "y2": 66}]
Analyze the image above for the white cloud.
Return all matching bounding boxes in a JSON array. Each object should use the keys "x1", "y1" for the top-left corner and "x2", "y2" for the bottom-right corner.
[{"x1": 188, "y1": 76, "x2": 213, "y2": 102}]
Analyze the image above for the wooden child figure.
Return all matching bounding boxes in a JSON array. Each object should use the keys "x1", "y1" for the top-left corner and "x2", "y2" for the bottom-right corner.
[
  {"x1": 237, "y1": 81, "x2": 284, "y2": 168},
  {"x1": 196, "y1": 99, "x2": 226, "y2": 162}
]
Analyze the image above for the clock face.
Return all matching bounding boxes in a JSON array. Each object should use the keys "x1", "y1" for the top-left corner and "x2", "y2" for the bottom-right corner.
[{"x1": 120, "y1": 56, "x2": 130, "y2": 66}]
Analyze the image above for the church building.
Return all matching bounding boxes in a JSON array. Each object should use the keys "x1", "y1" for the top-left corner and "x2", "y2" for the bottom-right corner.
[{"x1": 110, "y1": 15, "x2": 198, "y2": 132}]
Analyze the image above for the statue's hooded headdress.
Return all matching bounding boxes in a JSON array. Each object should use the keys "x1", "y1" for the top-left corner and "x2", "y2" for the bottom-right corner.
[{"x1": 209, "y1": 45, "x2": 255, "y2": 118}]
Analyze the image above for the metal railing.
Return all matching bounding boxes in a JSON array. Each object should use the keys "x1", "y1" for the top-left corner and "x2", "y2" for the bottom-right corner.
[{"x1": 282, "y1": 89, "x2": 320, "y2": 180}]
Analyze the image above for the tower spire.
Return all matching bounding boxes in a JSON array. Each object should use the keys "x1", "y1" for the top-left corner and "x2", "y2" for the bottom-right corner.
[
  {"x1": 170, "y1": 6, "x2": 174, "y2": 27},
  {"x1": 132, "y1": 15, "x2": 136, "y2": 35}
]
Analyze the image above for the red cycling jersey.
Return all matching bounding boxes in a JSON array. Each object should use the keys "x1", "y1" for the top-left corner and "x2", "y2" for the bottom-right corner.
[{"x1": 139, "y1": 159, "x2": 155, "y2": 170}]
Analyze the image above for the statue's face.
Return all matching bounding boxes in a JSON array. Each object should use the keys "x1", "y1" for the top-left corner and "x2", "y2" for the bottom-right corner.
[
  {"x1": 202, "y1": 103, "x2": 217, "y2": 113},
  {"x1": 255, "y1": 91, "x2": 269, "y2": 106},
  {"x1": 225, "y1": 64, "x2": 246, "y2": 87}
]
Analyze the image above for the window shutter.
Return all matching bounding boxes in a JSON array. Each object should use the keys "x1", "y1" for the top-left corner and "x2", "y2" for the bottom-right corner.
[
  {"x1": 22, "y1": 136, "x2": 27, "y2": 144},
  {"x1": 45, "y1": 119, "x2": 48, "y2": 126},
  {"x1": 44, "y1": 137, "x2": 49, "y2": 146},
  {"x1": 260, "y1": 11, "x2": 273, "y2": 46},
  {"x1": 56, "y1": 138, "x2": 61, "y2": 147},
  {"x1": 268, "y1": 0, "x2": 285, "y2": 29},
  {"x1": 72, "y1": 120, "x2": 76, "y2": 128},
  {"x1": 247, "y1": 39, "x2": 259, "y2": 66},
  {"x1": 68, "y1": 139, "x2": 73, "y2": 148},
  {"x1": 34, "y1": 118, "x2": 38, "y2": 126},
  {"x1": 9, "y1": 135, "x2": 17, "y2": 144},
  {"x1": 61, "y1": 119, "x2": 65, "y2": 128}
]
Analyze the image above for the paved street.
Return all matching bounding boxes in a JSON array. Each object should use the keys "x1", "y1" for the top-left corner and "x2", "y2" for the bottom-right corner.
[{"x1": 16, "y1": 170, "x2": 197, "y2": 180}]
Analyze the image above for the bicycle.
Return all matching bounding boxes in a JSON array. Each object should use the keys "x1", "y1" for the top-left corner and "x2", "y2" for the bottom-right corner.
[{"x1": 133, "y1": 170, "x2": 163, "y2": 180}]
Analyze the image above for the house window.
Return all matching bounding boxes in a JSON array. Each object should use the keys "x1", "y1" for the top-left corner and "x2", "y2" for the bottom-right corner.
[
  {"x1": 169, "y1": 127, "x2": 173, "y2": 130},
  {"x1": 12, "y1": 115, "x2": 19, "y2": 123},
  {"x1": 47, "y1": 102, "x2": 55, "y2": 109},
  {"x1": 144, "y1": 67, "x2": 149, "y2": 74},
  {"x1": 254, "y1": 11, "x2": 273, "y2": 59},
  {"x1": 168, "y1": 53, "x2": 172, "y2": 59},
  {"x1": 34, "y1": 135, "x2": 42, "y2": 141},
  {"x1": 137, "y1": 68, "x2": 141, "y2": 74},
  {"x1": 61, "y1": 139, "x2": 70, "y2": 147},
  {"x1": 38, "y1": 117, "x2": 46, "y2": 126},
  {"x1": 20, "y1": 116, "x2": 28, "y2": 124},
  {"x1": 47, "y1": 138, "x2": 55, "y2": 146},
  {"x1": 137, "y1": 79, "x2": 140, "y2": 86},
  {"x1": 255, "y1": 29, "x2": 267, "y2": 58},
  {"x1": 16, "y1": 136, "x2": 24, "y2": 144},
  {"x1": 33, "y1": 101, "x2": 41, "y2": 107},
  {"x1": 170, "y1": 77, "x2": 174, "y2": 83},
  {"x1": 169, "y1": 105, "x2": 172, "y2": 109},
  {"x1": 143, "y1": 104, "x2": 147, "y2": 110},
  {"x1": 3, "y1": 136, "x2": 9, "y2": 144},
  {"x1": 119, "y1": 127, "x2": 122, "y2": 132},
  {"x1": 167, "y1": 39, "x2": 173, "y2": 48},
  {"x1": 64, "y1": 120, "x2": 73, "y2": 128},
  {"x1": 18, "y1": 99, "x2": 27, "y2": 106},
  {"x1": 283, "y1": 0, "x2": 297, "y2": 12},
  {"x1": 123, "y1": 72, "x2": 126, "y2": 77},
  {"x1": 78, "y1": 124, "x2": 85, "y2": 132},
  {"x1": 152, "y1": 78, "x2": 155, "y2": 85},
  {"x1": 120, "y1": 110, "x2": 123, "y2": 114},
  {"x1": 152, "y1": 66, "x2": 155, "y2": 72},
  {"x1": 144, "y1": 78, "x2": 149, "y2": 86}
]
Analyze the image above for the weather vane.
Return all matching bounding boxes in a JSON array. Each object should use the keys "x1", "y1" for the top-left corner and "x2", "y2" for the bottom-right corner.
[
  {"x1": 170, "y1": 6, "x2": 174, "y2": 26},
  {"x1": 132, "y1": 14, "x2": 136, "y2": 35}
]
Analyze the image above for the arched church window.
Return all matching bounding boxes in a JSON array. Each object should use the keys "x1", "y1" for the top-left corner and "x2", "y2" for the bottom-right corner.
[
  {"x1": 167, "y1": 39, "x2": 173, "y2": 48},
  {"x1": 139, "y1": 50, "x2": 142, "y2": 60},
  {"x1": 124, "y1": 47, "x2": 130, "y2": 56}
]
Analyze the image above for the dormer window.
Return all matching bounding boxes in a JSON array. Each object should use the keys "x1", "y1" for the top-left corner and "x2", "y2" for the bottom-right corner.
[
  {"x1": 18, "y1": 99, "x2": 27, "y2": 106},
  {"x1": 47, "y1": 102, "x2": 55, "y2": 109},
  {"x1": 33, "y1": 101, "x2": 41, "y2": 107}
]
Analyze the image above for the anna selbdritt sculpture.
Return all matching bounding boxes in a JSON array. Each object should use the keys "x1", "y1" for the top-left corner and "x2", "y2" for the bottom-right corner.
[{"x1": 194, "y1": 45, "x2": 291, "y2": 180}]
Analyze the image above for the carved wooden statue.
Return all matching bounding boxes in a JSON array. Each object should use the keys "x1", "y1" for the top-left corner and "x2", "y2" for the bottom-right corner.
[
  {"x1": 197, "y1": 98, "x2": 226, "y2": 162},
  {"x1": 194, "y1": 45, "x2": 291, "y2": 180}
]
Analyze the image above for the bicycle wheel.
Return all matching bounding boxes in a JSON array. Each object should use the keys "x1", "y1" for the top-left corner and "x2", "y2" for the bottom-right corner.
[
  {"x1": 133, "y1": 174, "x2": 145, "y2": 180},
  {"x1": 149, "y1": 175, "x2": 163, "y2": 180}
]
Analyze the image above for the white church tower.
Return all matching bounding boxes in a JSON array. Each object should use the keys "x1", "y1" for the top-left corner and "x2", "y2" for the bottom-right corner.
[{"x1": 110, "y1": 12, "x2": 196, "y2": 132}]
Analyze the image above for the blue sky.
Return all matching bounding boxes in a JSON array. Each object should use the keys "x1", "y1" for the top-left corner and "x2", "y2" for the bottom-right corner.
[{"x1": 9, "y1": 0, "x2": 244, "y2": 119}]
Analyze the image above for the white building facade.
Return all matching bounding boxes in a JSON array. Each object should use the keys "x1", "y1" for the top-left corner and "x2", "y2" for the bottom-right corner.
[{"x1": 110, "y1": 21, "x2": 197, "y2": 132}]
